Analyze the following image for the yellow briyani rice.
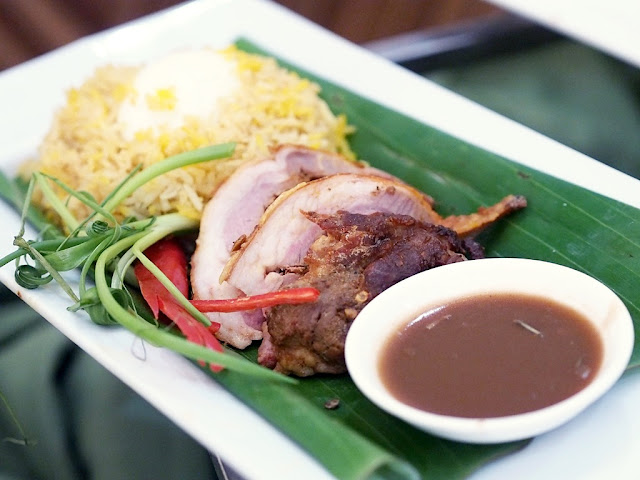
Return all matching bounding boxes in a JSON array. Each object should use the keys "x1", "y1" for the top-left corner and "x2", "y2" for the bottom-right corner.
[{"x1": 22, "y1": 46, "x2": 355, "y2": 223}]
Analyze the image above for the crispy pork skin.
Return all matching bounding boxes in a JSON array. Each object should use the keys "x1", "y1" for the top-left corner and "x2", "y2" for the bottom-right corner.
[
  {"x1": 259, "y1": 211, "x2": 484, "y2": 376},
  {"x1": 441, "y1": 194, "x2": 527, "y2": 237},
  {"x1": 190, "y1": 145, "x2": 383, "y2": 348}
]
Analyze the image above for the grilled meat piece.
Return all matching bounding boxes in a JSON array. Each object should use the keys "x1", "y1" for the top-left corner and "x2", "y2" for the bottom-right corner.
[
  {"x1": 259, "y1": 211, "x2": 484, "y2": 376},
  {"x1": 193, "y1": 142, "x2": 526, "y2": 350},
  {"x1": 222, "y1": 173, "x2": 439, "y2": 297},
  {"x1": 191, "y1": 145, "x2": 386, "y2": 348}
]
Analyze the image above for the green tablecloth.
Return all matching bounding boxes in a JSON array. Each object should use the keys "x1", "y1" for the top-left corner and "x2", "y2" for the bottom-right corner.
[
  {"x1": 0, "y1": 287, "x2": 217, "y2": 480},
  {"x1": 425, "y1": 40, "x2": 640, "y2": 179}
]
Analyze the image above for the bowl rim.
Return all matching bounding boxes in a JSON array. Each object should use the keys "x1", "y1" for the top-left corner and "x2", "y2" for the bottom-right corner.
[{"x1": 344, "y1": 257, "x2": 634, "y2": 444}]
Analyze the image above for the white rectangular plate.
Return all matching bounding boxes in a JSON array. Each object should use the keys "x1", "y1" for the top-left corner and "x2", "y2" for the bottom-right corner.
[{"x1": 1, "y1": 1, "x2": 639, "y2": 478}]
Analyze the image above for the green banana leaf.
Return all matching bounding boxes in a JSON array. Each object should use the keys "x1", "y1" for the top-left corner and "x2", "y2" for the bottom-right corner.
[{"x1": 209, "y1": 39, "x2": 640, "y2": 479}]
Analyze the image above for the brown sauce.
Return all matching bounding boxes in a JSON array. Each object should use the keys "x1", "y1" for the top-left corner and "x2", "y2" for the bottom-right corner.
[{"x1": 379, "y1": 293, "x2": 603, "y2": 418}]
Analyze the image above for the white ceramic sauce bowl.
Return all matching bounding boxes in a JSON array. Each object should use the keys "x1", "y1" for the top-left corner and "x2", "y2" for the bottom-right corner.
[{"x1": 344, "y1": 258, "x2": 634, "y2": 444}]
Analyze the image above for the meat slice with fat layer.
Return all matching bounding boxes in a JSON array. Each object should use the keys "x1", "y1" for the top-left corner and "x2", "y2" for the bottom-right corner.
[
  {"x1": 221, "y1": 173, "x2": 440, "y2": 298},
  {"x1": 190, "y1": 145, "x2": 384, "y2": 348}
]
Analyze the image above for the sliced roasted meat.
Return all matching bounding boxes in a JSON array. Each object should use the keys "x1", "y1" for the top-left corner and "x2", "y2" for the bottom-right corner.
[
  {"x1": 192, "y1": 144, "x2": 526, "y2": 351},
  {"x1": 259, "y1": 211, "x2": 485, "y2": 376},
  {"x1": 190, "y1": 145, "x2": 385, "y2": 348},
  {"x1": 222, "y1": 173, "x2": 440, "y2": 297}
]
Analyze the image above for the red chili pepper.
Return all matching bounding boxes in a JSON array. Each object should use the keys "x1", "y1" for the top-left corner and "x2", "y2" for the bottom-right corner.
[
  {"x1": 190, "y1": 287, "x2": 320, "y2": 312},
  {"x1": 134, "y1": 238, "x2": 224, "y2": 372}
]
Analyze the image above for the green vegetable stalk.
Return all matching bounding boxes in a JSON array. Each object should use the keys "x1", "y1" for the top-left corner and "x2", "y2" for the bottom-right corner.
[{"x1": 0, "y1": 142, "x2": 294, "y2": 383}]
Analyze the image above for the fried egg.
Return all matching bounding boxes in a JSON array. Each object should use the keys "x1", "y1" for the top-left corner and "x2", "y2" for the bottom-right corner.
[{"x1": 117, "y1": 49, "x2": 239, "y2": 140}]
